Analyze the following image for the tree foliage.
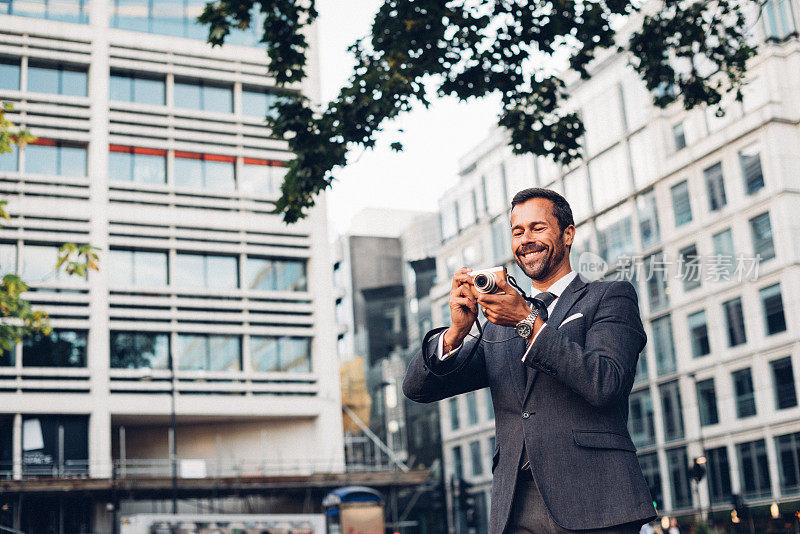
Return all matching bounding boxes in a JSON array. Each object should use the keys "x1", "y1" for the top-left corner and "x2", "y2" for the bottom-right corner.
[
  {"x1": 200, "y1": 0, "x2": 759, "y2": 223},
  {"x1": 1, "y1": 102, "x2": 100, "y2": 349}
]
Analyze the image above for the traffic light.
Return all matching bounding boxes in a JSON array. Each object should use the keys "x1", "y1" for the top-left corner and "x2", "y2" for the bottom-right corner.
[
  {"x1": 457, "y1": 478, "x2": 478, "y2": 529},
  {"x1": 691, "y1": 457, "x2": 707, "y2": 483}
]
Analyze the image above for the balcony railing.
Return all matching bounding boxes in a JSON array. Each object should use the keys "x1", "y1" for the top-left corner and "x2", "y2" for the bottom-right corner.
[{"x1": 0, "y1": 455, "x2": 401, "y2": 481}]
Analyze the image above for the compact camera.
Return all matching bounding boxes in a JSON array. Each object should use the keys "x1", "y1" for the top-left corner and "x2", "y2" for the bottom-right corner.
[{"x1": 469, "y1": 266, "x2": 507, "y2": 296}]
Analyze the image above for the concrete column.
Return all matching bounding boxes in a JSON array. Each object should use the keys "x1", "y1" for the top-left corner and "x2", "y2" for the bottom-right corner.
[
  {"x1": 87, "y1": 0, "x2": 112, "y2": 479},
  {"x1": 12, "y1": 413, "x2": 21, "y2": 480}
]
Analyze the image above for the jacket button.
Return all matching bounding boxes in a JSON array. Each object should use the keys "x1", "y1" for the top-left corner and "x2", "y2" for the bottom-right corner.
[{"x1": 522, "y1": 411, "x2": 530, "y2": 419}]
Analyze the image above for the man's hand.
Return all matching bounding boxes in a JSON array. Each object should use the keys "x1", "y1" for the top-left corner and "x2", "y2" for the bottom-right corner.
[
  {"x1": 475, "y1": 275, "x2": 532, "y2": 327},
  {"x1": 443, "y1": 268, "x2": 477, "y2": 352}
]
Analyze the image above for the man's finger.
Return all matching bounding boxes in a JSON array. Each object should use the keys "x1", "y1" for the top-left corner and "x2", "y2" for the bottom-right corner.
[
  {"x1": 451, "y1": 267, "x2": 473, "y2": 290},
  {"x1": 454, "y1": 297, "x2": 476, "y2": 313}
]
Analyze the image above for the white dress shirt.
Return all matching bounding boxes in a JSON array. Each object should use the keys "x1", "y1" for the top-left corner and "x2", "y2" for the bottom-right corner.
[{"x1": 437, "y1": 270, "x2": 578, "y2": 361}]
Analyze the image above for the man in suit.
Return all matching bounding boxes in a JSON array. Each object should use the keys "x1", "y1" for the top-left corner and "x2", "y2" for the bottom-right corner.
[{"x1": 403, "y1": 188, "x2": 656, "y2": 533}]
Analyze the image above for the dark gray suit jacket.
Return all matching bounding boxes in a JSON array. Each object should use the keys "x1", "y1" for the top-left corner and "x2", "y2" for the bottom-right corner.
[{"x1": 403, "y1": 274, "x2": 657, "y2": 533}]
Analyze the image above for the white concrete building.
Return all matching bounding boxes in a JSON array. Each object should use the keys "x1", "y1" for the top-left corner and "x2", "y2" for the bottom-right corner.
[
  {"x1": 0, "y1": 2, "x2": 342, "y2": 531},
  {"x1": 433, "y1": 1, "x2": 800, "y2": 530}
]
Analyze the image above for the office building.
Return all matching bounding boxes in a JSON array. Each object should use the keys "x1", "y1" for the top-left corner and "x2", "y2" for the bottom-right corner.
[
  {"x1": 0, "y1": 2, "x2": 343, "y2": 532},
  {"x1": 434, "y1": 1, "x2": 800, "y2": 530}
]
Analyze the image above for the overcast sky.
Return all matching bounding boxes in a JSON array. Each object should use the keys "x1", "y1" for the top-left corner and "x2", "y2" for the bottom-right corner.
[{"x1": 315, "y1": 0, "x2": 501, "y2": 236}]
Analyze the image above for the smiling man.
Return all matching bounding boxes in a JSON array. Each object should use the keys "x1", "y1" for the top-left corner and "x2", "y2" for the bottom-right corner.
[{"x1": 403, "y1": 188, "x2": 656, "y2": 534}]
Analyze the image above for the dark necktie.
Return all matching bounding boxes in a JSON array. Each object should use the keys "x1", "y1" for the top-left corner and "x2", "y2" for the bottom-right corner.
[{"x1": 532, "y1": 291, "x2": 557, "y2": 322}]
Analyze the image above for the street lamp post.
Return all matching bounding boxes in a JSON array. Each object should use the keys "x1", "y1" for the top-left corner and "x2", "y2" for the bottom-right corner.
[{"x1": 170, "y1": 362, "x2": 177, "y2": 514}]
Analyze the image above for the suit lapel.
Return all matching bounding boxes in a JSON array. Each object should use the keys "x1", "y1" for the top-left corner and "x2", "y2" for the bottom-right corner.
[{"x1": 523, "y1": 274, "x2": 589, "y2": 403}]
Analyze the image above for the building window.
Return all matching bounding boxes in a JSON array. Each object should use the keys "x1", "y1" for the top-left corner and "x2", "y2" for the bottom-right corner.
[
  {"x1": 241, "y1": 87, "x2": 285, "y2": 120},
  {"x1": 733, "y1": 368, "x2": 757, "y2": 418},
  {"x1": 596, "y1": 204, "x2": 634, "y2": 265},
  {"x1": 696, "y1": 378, "x2": 719, "y2": 426},
  {"x1": 659, "y1": 380, "x2": 684, "y2": 441},
  {"x1": 666, "y1": 446, "x2": 692, "y2": 509},
  {"x1": 21, "y1": 415, "x2": 89, "y2": 478},
  {"x1": 723, "y1": 297, "x2": 747, "y2": 347},
  {"x1": 452, "y1": 445, "x2": 463, "y2": 479},
  {"x1": 449, "y1": 398, "x2": 460, "y2": 431},
  {"x1": 466, "y1": 391, "x2": 479, "y2": 425},
  {"x1": 703, "y1": 162, "x2": 727, "y2": 211},
  {"x1": 760, "y1": 283, "x2": 787, "y2": 335},
  {"x1": 21, "y1": 244, "x2": 83, "y2": 283},
  {"x1": 174, "y1": 152, "x2": 236, "y2": 191},
  {"x1": 670, "y1": 180, "x2": 692, "y2": 226},
  {"x1": 636, "y1": 190, "x2": 660, "y2": 250},
  {"x1": 108, "y1": 249, "x2": 168, "y2": 287},
  {"x1": 110, "y1": 0, "x2": 265, "y2": 44},
  {"x1": 711, "y1": 228, "x2": 735, "y2": 278},
  {"x1": 688, "y1": 310, "x2": 710, "y2": 358},
  {"x1": 110, "y1": 332, "x2": 170, "y2": 369},
  {"x1": 628, "y1": 389, "x2": 655, "y2": 447},
  {"x1": 491, "y1": 217, "x2": 508, "y2": 264},
  {"x1": 0, "y1": 143, "x2": 18, "y2": 173},
  {"x1": 174, "y1": 79, "x2": 233, "y2": 113},
  {"x1": 652, "y1": 315, "x2": 676, "y2": 376},
  {"x1": 771, "y1": 357, "x2": 797, "y2": 410},
  {"x1": 240, "y1": 159, "x2": 285, "y2": 197},
  {"x1": 174, "y1": 253, "x2": 238, "y2": 290},
  {"x1": 736, "y1": 439, "x2": 772, "y2": 499},
  {"x1": 109, "y1": 146, "x2": 167, "y2": 184},
  {"x1": 763, "y1": 0, "x2": 797, "y2": 40},
  {"x1": 250, "y1": 336, "x2": 311, "y2": 373},
  {"x1": 739, "y1": 145, "x2": 764, "y2": 194},
  {"x1": 485, "y1": 389, "x2": 494, "y2": 420},
  {"x1": 705, "y1": 446, "x2": 732, "y2": 503},
  {"x1": 110, "y1": 71, "x2": 165, "y2": 105},
  {"x1": 176, "y1": 334, "x2": 241, "y2": 371},
  {"x1": 749, "y1": 212, "x2": 775, "y2": 262},
  {"x1": 638, "y1": 453, "x2": 663, "y2": 509},
  {"x1": 27, "y1": 62, "x2": 87, "y2": 96},
  {"x1": 1, "y1": 0, "x2": 88, "y2": 22},
  {"x1": 644, "y1": 252, "x2": 669, "y2": 312},
  {"x1": 678, "y1": 244, "x2": 701, "y2": 291},
  {"x1": 0, "y1": 58, "x2": 21, "y2": 91},
  {"x1": 245, "y1": 257, "x2": 307, "y2": 292},
  {"x1": 672, "y1": 122, "x2": 686, "y2": 151},
  {"x1": 776, "y1": 432, "x2": 800, "y2": 494},
  {"x1": 25, "y1": 141, "x2": 87, "y2": 177},
  {"x1": 470, "y1": 440, "x2": 483, "y2": 476},
  {"x1": 22, "y1": 329, "x2": 87, "y2": 367},
  {"x1": 634, "y1": 349, "x2": 648, "y2": 385}
]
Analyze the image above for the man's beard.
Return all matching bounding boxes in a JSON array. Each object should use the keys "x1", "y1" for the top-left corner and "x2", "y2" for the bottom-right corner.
[{"x1": 515, "y1": 241, "x2": 566, "y2": 281}]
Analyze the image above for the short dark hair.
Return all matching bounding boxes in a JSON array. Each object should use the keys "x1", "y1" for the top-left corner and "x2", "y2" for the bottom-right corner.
[{"x1": 510, "y1": 187, "x2": 574, "y2": 231}]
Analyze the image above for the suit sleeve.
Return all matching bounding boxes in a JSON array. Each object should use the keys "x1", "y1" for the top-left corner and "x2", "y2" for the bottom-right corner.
[
  {"x1": 523, "y1": 281, "x2": 646, "y2": 408},
  {"x1": 402, "y1": 327, "x2": 489, "y2": 403}
]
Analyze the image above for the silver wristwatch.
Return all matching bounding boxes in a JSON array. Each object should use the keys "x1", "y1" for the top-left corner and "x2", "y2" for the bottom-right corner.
[{"x1": 515, "y1": 307, "x2": 539, "y2": 339}]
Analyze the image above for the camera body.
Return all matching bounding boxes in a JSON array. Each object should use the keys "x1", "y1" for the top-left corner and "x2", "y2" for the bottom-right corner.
[{"x1": 469, "y1": 266, "x2": 507, "y2": 296}]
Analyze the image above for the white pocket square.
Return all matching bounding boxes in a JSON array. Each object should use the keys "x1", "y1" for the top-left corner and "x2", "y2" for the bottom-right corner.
[{"x1": 559, "y1": 313, "x2": 583, "y2": 328}]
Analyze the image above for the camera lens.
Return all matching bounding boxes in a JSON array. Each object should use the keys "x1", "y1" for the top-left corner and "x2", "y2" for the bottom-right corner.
[{"x1": 474, "y1": 273, "x2": 496, "y2": 293}]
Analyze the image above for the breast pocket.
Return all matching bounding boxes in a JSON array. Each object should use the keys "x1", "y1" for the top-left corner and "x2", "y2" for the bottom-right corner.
[{"x1": 557, "y1": 315, "x2": 586, "y2": 343}]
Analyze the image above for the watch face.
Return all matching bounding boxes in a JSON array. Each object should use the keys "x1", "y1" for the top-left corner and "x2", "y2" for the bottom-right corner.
[{"x1": 515, "y1": 322, "x2": 533, "y2": 339}]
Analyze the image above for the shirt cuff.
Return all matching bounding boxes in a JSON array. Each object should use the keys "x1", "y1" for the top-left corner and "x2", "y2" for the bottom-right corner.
[
  {"x1": 521, "y1": 323, "x2": 547, "y2": 362},
  {"x1": 437, "y1": 331, "x2": 463, "y2": 361}
]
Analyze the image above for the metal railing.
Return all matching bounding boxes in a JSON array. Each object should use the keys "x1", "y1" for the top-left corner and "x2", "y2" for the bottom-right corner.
[{"x1": 0, "y1": 454, "x2": 403, "y2": 481}]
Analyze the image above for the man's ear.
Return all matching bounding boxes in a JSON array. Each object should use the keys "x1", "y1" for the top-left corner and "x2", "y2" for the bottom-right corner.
[{"x1": 562, "y1": 225, "x2": 576, "y2": 247}]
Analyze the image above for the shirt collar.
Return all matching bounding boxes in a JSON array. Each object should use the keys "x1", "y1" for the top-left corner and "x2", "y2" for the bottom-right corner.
[{"x1": 530, "y1": 270, "x2": 578, "y2": 299}]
